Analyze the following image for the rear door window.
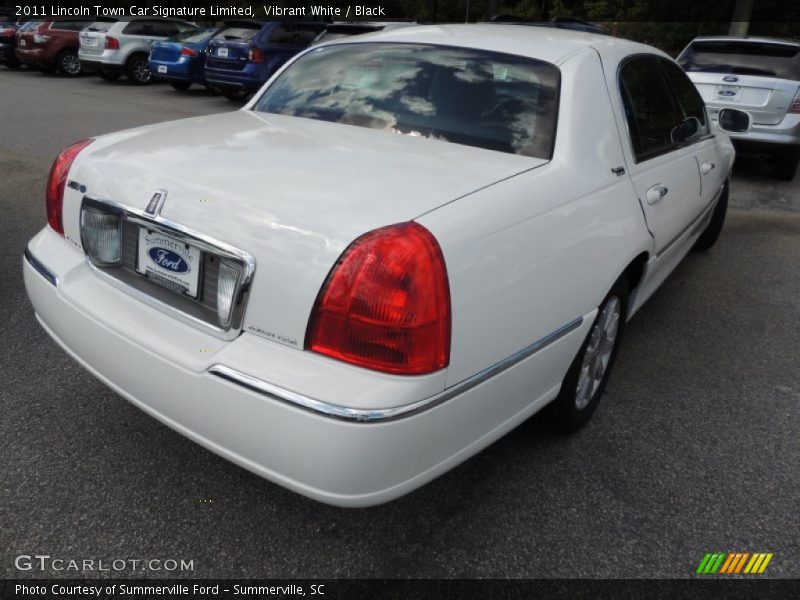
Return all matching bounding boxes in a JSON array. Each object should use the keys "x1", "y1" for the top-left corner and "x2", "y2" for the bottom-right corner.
[
  {"x1": 619, "y1": 55, "x2": 683, "y2": 161},
  {"x1": 658, "y1": 57, "x2": 710, "y2": 141},
  {"x1": 679, "y1": 41, "x2": 800, "y2": 80}
]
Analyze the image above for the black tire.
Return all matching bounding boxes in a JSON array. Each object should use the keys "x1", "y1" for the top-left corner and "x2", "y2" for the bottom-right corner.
[
  {"x1": 56, "y1": 49, "x2": 81, "y2": 76},
  {"x1": 773, "y1": 149, "x2": 799, "y2": 182},
  {"x1": 221, "y1": 88, "x2": 249, "y2": 101},
  {"x1": 5, "y1": 58, "x2": 20, "y2": 69},
  {"x1": 693, "y1": 181, "x2": 729, "y2": 251},
  {"x1": 125, "y1": 54, "x2": 151, "y2": 84},
  {"x1": 170, "y1": 80, "x2": 192, "y2": 91},
  {"x1": 99, "y1": 70, "x2": 121, "y2": 81},
  {"x1": 549, "y1": 277, "x2": 628, "y2": 432}
]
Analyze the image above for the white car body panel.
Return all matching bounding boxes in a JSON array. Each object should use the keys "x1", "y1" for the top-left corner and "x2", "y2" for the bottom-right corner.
[{"x1": 25, "y1": 25, "x2": 735, "y2": 505}]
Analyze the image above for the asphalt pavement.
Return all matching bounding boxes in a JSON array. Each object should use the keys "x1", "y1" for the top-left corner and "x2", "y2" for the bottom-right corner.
[{"x1": 0, "y1": 68, "x2": 798, "y2": 579}]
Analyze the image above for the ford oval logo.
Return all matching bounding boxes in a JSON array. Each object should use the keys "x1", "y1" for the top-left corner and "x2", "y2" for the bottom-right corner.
[
  {"x1": 723, "y1": 75, "x2": 739, "y2": 82},
  {"x1": 718, "y1": 90, "x2": 737, "y2": 97},
  {"x1": 148, "y1": 248, "x2": 189, "y2": 273}
]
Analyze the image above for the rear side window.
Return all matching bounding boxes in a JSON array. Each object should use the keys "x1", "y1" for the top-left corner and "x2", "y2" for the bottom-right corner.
[
  {"x1": 679, "y1": 41, "x2": 800, "y2": 80},
  {"x1": 619, "y1": 56, "x2": 682, "y2": 161},
  {"x1": 658, "y1": 57, "x2": 710, "y2": 139},
  {"x1": 213, "y1": 26, "x2": 260, "y2": 42},
  {"x1": 171, "y1": 28, "x2": 215, "y2": 44}
]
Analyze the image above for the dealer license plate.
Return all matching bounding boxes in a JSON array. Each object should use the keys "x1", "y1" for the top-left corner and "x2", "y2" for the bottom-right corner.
[
  {"x1": 158, "y1": 65, "x2": 167, "y2": 74},
  {"x1": 217, "y1": 47, "x2": 228, "y2": 58},
  {"x1": 137, "y1": 229, "x2": 201, "y2": 298}
]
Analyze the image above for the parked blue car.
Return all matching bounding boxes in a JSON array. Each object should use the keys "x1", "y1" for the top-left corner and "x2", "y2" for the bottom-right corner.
[
  {"x1": 149, "y1": 27, "x2": 217, "y2": 91},
  {"x1": 205, "y1": 20, "x2": 325, "y2": 101}
]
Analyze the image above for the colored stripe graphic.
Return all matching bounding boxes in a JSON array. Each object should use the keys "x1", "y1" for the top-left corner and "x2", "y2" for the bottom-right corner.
[{"x1": 698, "y1": 552, "x2": 773, "y2": 574}]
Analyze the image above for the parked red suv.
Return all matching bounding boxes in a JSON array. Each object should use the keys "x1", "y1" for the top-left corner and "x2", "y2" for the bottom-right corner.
[{"x1": 15, "y1": 18, "x2": 92, "y2": 75}]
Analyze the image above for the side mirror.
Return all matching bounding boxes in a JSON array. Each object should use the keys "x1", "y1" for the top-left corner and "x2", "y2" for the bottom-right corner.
[{"x1": 717, "y1": 108, "x2": 751, "y2": 134}]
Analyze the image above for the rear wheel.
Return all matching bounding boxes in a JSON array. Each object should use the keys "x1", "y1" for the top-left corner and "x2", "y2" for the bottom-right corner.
[
  {"x1": 57, "y1": 49, "x2": 81, "y2": 76},
  {"x1": 125, "y1": 54, "x2": 151, "y2": 84},
  {"x1": 221, "y1": 88, "x2": 249, "y2": 101},
  {"x1": 549, "y1": 278, "x2": 628, "y2": 432},
  {"x1": 693, "y1": 181, "x2": 729, "y2": 251},
  {"x1": 170, "y1": 80, "x2": 192, "y2": 91},
  {"x1": 773, "y1": 149, "x2": 799, "y2": 181}
]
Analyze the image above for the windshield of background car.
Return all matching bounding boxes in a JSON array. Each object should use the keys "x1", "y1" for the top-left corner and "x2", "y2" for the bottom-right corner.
[
  {"x1": 213, "y1": 26, "x2": 260, "y2": 42},
  {"x1": 254, "y1": 43, "x2": 560, "y2": 158},
  {"x1": 170, "y1": 28, "x2": 216, "y2": 43},
  {"x1": 679, "y1": 41, "x2": 800, "y2": 80},
  {"x1": 85, "y1": 21, "x2": 115, "y2": 33}
]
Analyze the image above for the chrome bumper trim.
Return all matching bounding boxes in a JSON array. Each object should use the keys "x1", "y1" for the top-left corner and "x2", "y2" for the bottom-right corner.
[
  {"x1": 24, "y1": 247, "x2": 58, "y2": 287},
  {"x1": 209, "y1": 316, "x2": 584, "y2": 423}
]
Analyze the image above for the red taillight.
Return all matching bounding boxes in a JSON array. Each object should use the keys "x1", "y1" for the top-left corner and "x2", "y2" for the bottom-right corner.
[
  {"x1": 105, "y1": 36, "x2": 119, "y2": 50},
  {"x1": 306, "y1": 222, "x2": 451, "y2": 375},
  {"x1": 790, "y1": 87, "x2": 800, "y2": 114},
  {"x1": 0, "y1": 28, "x2": 15, "y2": 36},
  {"x1": 248, "y1": 47, "x2": 264, "y2": 63},
  {"x1": 180, "y1": 46, "x2": 198, "y2": 57},
  {"x1": 46, "y1": 139, "x2": 93, "y2": 235}
]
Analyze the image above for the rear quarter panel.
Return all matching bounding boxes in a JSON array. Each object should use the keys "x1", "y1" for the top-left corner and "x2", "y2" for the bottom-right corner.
[{"x1": 417, "y1": 48, "x2": 653, "y2": 389}]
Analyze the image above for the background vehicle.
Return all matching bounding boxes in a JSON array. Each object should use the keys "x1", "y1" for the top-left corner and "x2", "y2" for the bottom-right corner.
[
  {"x1": 14, "y1": 18, "x2": 93, "y2": 76},
  {"x1": 1, "y1": 18, "x2": 37, "y2": 69},
  {"x1": 678, "y1": 36, "x2": 800, "y2": 180},
  {"x1": 79, "y1": 17, "x2": 197, "y2": 84},
  {"x1": 149, "y1": 27, "x2": 217, "y2": 91},
  {"x1": 205, "y1": 20, "x2": 325, "y2": 100},
  {"x1": 311, "y1": 21, "x2": 416, "y2": 45}
]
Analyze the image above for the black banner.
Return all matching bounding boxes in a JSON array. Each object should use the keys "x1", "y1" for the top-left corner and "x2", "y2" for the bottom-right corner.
[{"x1": 3, "y1": 579, "x2": 800, "y2": 600}]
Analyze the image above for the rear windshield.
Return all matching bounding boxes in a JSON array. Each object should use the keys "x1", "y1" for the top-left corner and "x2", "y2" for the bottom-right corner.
[
  {"x1": 679, "y1": 41, "x2": 800, "y2": 80},
  {"x1": 170, "y1": 27, "x2": 215, "y2": 43},
  {"x1": 85, "y1": 20, "x2": 115, "y2": 33},
  {"x1": 213, "y1": 26, "x2": 259, "y2": 42},
  {"x1": 255, "y1": 43, "x2": 560, "y2": 159}
]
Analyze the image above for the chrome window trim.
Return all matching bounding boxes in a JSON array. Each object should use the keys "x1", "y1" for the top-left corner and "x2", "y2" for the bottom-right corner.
[
  {"x1": 209, "y1": 316, "x2": 584, "y2": 423},
  {"x1": 24, "y1": 247, "x2": 59, "y2": 287},
  {"x1": 80, "y1": 195, "x2": 256, "y2": 341}
]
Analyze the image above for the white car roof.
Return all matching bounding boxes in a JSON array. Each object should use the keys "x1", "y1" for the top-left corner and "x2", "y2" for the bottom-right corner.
[{"x1": 339, "y1": 24, "x2": 663, "y2": 65}]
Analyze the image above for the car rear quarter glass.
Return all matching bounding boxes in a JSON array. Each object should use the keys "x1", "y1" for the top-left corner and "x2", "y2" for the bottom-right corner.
[
  {"x1": 679, "y1": 41, "x2": 800, "y2": 80},
  {"x1": 254, "y1": 43, "x2": 560, "y2": 159},
  {"x1": 620, "y1": 55, "x2": 683, "y2": 161}
]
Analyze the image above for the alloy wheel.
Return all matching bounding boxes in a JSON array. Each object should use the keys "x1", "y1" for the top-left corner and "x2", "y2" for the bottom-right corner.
[{"x1": 575, "y1": 296, "x2": 621, "y2": 410}]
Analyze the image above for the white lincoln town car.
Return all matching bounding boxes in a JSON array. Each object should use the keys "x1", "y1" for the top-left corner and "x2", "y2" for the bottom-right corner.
[{"x1": 23, "y1": 25, "x2": 748, "y2": 506}]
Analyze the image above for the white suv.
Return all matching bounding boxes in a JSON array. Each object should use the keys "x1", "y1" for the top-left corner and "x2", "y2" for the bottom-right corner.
[
  {"x1": 678, "y1": 36, "x2": 800, "y2": 180},
  {"x1": 79, "y1": 18, "x2": 197, "y2": 84}
]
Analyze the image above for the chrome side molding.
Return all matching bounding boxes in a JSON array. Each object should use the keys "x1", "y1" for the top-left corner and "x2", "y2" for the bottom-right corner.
[
  {"x1": 209, "y1": 316, "x2": 584, "y2": 423},
  {"x1": 24, "y1": 248, "x2": 58, "y2": 287}
]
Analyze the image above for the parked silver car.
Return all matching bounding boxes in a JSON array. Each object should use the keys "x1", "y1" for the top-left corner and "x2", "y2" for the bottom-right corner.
[
  {"x1": 79, "y1": 18, "x2": 197, "y2": 84},
  {"x1": 678, "y1": 36, "x2": 800, "y2": 180}
]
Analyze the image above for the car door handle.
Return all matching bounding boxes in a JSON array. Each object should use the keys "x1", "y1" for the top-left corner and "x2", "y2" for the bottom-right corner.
[
  {"x1": 645, "y1": 185, "x2": 669, "y2": 205},
  {"x1": 701, "y1": 161, "x2": 715, "y2": 175}
]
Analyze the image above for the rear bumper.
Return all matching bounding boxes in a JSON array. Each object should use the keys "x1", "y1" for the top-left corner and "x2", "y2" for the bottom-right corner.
[
  {"x1": 205, "y1": 68, "x2": 263, "y2": 91},
  {"x1": 15, "y1": 47, "x2": 42, "y2": 65},
  {"x1": 23, "y1": 227, "x2": 587, "y2": 506},
  {"x1": 148, "y1": 58, "x2": 198, "y2": 83},
  {"x1": 80, "y1": 59, "x2": 122, "y2": 76}
]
